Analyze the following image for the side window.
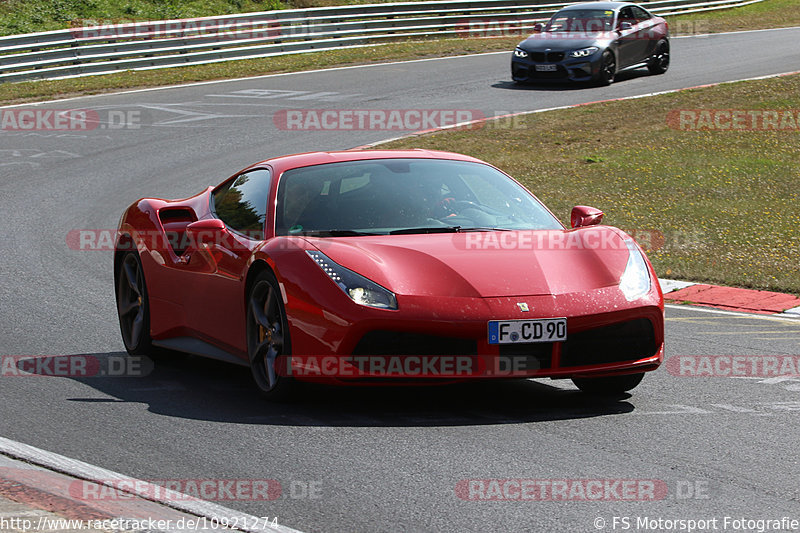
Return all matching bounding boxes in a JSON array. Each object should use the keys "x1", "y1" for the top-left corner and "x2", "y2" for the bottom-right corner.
[
  {"x1": 212, "y1": 169, "x2": 271, "y2": 239},
  {"x1": 618, "y1": 7, "x2": 635, "y2": 25},
  {"x1": 632, "y1": 6, "x2": 651, "y2": 21}
]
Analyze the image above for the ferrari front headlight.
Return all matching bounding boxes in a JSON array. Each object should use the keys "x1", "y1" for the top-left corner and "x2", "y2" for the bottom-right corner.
[
  {"x1": 307, "y1": 250, "x2": 397, "y2": 310},
  {"x1": 619, "y1": 238, "x2": 651, "y2": 301}
]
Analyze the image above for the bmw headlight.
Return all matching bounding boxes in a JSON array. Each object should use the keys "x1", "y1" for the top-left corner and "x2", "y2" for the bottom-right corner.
[
  {"x1": 514, "y1": 48, "x2": 529, "y2": 58},
  {"x1": 569, "y1": 46, "x2": 599, "y2": 58},
  {"x1": 619, "y1": 238, "x2": 651, "y2": 301},
  {"x1": 307, "y1": 250, "x2": 397, "y2": 310}
]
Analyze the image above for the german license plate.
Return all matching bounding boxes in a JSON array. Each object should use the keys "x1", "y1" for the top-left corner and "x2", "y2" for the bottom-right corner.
[
  {"x1": 488, "y1": 318, "x2": 567, "y2": 344},
  {"x1": 535, "y1": 64, "x2": 558, "y2": 72}
]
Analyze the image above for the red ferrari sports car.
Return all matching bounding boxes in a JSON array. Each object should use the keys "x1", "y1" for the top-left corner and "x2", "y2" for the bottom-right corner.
[{"x1": 115, "y1": 149, "x2": 664, "y2": 398}]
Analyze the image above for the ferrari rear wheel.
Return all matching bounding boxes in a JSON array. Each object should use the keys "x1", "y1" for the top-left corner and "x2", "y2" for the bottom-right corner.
[
  {"x1": 596, "y1": 51, "x2": 616, "y2": 86},
  {"x1": 648, "y1": 39, "x2": 670, "y2": 75},
  {"x1": 571, "y1": 372, "x2": 645, "y2": 395},
  {"x1": 247, "y1": 270, "x2": 293, "y2": 399},
  {"x1": 116, "y1": 252, "x2": 152, "y2": 355}
]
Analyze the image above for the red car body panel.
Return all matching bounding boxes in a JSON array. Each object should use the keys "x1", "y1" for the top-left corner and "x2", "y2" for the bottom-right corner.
[{"x1": 116, "y1": 149, "x2": 664, "y2": 381}]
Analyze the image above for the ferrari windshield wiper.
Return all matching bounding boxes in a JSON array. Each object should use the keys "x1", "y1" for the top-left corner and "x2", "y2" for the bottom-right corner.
[
  {"x1": 389, "y1": 226, "x2": 463, "y2": 235},
  {"x1": 298, "y1": 229, "x2": 382, "y2": 237},
  {"x1": 389, "y1": 226, "x2": 515, "y2": 235},
  {"x1": 458, "y1": 227, "x2": 513, "y2": 232}
]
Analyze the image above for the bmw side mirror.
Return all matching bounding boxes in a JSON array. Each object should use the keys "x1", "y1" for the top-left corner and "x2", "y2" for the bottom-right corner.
[
  {"x1": 619, "y1": 22, "x2": 633, "y2": 31},
  {"x1": 570, "y1": 206, "x2": 604, "y2": 228},
  {"x1": 533, "y1": 23, "x2": 543, "y2": 32}
]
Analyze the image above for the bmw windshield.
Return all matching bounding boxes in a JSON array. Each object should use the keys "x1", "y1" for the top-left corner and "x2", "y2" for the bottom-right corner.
[
  {"x1": 545, "y1": 9, "x2": 616, "y2": 33},
  {"x1": 275, "y1": 158, "x2": 563, "y2": 236}
]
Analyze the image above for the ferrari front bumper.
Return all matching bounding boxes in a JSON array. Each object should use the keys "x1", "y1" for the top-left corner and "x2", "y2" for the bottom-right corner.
[{"x1": 285, "y1": 285, "x2": 664, "y2": 382}]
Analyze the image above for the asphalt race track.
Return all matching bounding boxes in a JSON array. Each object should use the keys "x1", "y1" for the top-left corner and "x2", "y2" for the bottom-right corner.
[{"x1": 2, "y1": 27, "x2": 800, "y2": 532}]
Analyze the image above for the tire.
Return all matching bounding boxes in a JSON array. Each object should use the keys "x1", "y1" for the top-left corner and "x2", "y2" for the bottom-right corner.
[
  {"x1": 571, "y1": 372, "x2": 645, "y2": 395},
  {"x1": 246, "y1": 269, "x2": 294, "y2": 400},
  {"x1": 596, "y1": 51, "x2": 616, "y2": 86},
  {"x1": 115, "y1": 252, "x2": 153, "y2": 355},
  {"x1": 648, "y1": 39, "x2": 670, "y2": 75}
]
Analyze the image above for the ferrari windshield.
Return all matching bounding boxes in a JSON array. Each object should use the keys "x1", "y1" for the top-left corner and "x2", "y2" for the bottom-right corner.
[
  {"x1": 545, "y1": 9, "x2": 616, "y2": 32},
  {"x1": 275, "y1": 158, "x2": 563, "y2": 236}
]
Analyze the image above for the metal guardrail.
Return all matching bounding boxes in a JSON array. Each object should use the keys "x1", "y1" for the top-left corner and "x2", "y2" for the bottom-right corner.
[{"x1": 0, "y1": 0, "x2": 763, "y2": 83}]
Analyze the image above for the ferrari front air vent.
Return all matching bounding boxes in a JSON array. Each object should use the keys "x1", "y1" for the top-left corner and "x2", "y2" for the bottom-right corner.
[{"x1": 560, "y1": 319, "x2": 657, "y2": 367}]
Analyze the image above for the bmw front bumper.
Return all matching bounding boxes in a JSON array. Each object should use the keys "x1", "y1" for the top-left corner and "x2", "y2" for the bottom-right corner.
[{"x1": 511, "y1": 52, "x2": 602, "y2": 83}]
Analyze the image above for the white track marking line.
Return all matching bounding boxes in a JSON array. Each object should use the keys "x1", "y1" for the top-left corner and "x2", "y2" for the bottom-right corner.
[
  {"x1": 782, "y1": 306, "x2": 800, "y2": 317},
  {"x1": 0, "y1": 51, "x2": 508, "y2": 109},
  {"x1": 3, "y1": 25, "x2": 800, "y2": 108},
  {"x1": 0, "y1": 436, "x2": 304, "y2": 533},
  {"x1": 659, "y1": 279, "x2": 697, "y2": 293},
  {"x1": 665, "y1": 304, "x2": 800, "y2": 323}
]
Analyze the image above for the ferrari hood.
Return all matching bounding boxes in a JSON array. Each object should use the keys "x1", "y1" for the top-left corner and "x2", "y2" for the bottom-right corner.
[{"x1": 305, "y1": 227, "x2": 632, "y2": 298}]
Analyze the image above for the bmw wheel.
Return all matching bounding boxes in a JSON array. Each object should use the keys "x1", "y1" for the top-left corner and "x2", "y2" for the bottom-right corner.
[
  {"x1": 648, "y1": 39, "x2": 670, "y2": 75},
  {"x1": 597, "y1": 51, "x2": 616, "y2": 86}
]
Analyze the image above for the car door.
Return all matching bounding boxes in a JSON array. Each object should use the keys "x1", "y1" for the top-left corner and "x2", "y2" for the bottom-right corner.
[
  {"x1": 631, "y1": 6, "x2": 658, "y2": 60},
  {"x1": 183, "y1": 168, "x2": 272, "y2": 355},
  {"x1": 615, "y1": 7, "x2": 640, "y2": 68}
]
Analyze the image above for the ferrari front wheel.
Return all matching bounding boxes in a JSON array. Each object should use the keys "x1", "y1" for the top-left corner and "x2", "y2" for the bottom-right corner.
[
  {"x1": 571, "y1": 372, "x2": 645, "y2": 395},
  {"x1": 247, "y1": 270, "x2": 293, "y2": 400},
  {"x1": 116, "y1": 252, "x2": 152, "y2": 355}
]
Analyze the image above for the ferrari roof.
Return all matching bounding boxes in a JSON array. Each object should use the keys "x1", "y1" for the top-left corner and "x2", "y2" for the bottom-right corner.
[{"x1": 248, "y1": 149, "x2": 486, "y2": 174}]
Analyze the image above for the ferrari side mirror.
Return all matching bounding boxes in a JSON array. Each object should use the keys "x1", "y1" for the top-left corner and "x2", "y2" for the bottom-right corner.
[
  {"x1": 186, "y1": 218, "x2": 226, "y2": 245},
  {"x1": 533, "y1": 23, "x2": 544, "y2": 32},
  {"x1": 570, "y1": 205, "x2": 604, "y2": 228}
]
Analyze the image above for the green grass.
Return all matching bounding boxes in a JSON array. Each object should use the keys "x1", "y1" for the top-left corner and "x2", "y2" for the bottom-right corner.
[
  {"x1": 381, "y1": 75, "x2": 800, "y2": 296},
  {"x1": 1, "y1": 0, "x2": 797, "y2": 105},
  {"x1": 666, "y1": 0, "x2": 800, "y2": 34},
  {"x1": 0, "y1": 0, "x2": 430, "y2": 35},
  {"x1": 0, "y1": 0, "x2": 284, "y2": 36}
]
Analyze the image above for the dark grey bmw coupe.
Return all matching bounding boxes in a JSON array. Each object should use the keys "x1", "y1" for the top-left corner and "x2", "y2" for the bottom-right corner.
[{"x1": 511, "y1": 1, "x2": 669, "y2": 85}]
